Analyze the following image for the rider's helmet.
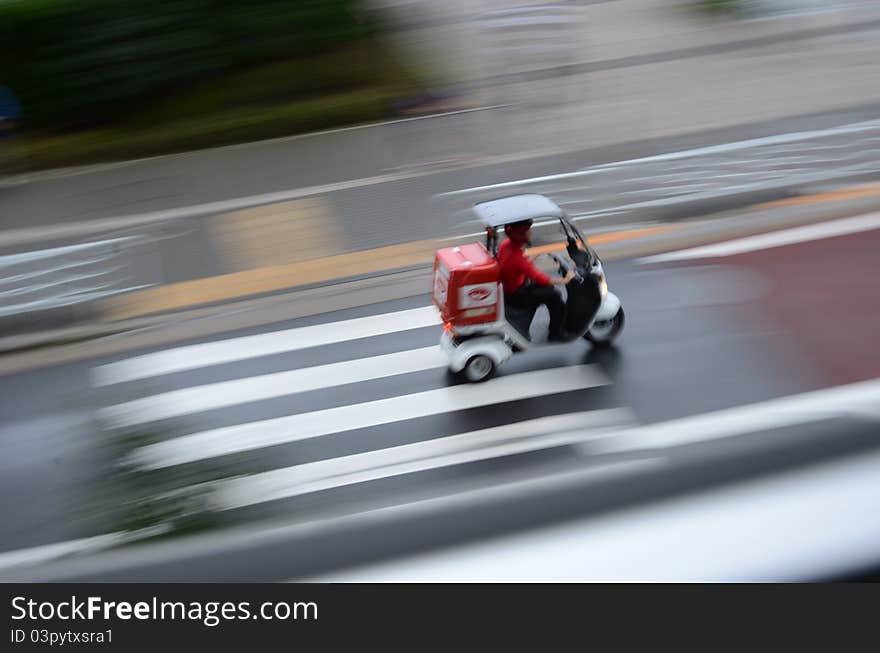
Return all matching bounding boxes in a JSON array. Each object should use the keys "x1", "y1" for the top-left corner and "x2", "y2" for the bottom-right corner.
[{"x1": 504, "y1": 219, "x2": 533, "y2": 246}]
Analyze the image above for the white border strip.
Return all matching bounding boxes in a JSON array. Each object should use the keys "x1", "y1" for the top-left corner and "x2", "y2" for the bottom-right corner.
[
  {"x1": 638, "y1": 211, "x2": 880, "y2": 263},
  {"x1": 306, "y1": 447, "x2": 880, "y2": 582}
]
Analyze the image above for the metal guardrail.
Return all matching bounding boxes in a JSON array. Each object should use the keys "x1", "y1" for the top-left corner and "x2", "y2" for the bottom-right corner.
[{"x1": 0, "y1": 236, "x2": 153, "y2": 321}]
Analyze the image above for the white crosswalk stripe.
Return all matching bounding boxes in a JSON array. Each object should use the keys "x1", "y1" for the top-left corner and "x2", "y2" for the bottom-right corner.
[
  {"x1": 93, "y1": 303, "x2": 626, "y2": 514},
  {"x1": 129, "y1": 364, "x2": 610, "y2": 469},
  {"x1": 206, "y1": 409, "x2": 634, "y2": 511},
  {"x1": 91, "y1": 305, "x2": 441, "y2": 385},
  {"x1": 99, "y1": 346, "x2": 447, "y2": 427}
]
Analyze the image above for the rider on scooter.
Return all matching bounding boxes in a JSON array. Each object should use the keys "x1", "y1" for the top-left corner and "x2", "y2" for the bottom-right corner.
[{"x1": 497, "y1": 219, "x2": 575, "y2": 341}]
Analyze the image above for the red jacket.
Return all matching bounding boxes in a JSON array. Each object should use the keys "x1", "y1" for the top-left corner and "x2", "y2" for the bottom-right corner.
[{"x1": 497, "y1": 238, "x2": 551, "y2": 294}]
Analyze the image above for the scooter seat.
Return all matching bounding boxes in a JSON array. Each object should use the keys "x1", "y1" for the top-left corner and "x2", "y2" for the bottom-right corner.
[{"x1": 504, "y1": 301, "x2": 536, "y2": 340}]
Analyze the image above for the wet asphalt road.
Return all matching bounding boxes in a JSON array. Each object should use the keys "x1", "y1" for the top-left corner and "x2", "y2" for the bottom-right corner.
[{"x1": 5, "y1": 221, "x2": 877, "y2": 580}]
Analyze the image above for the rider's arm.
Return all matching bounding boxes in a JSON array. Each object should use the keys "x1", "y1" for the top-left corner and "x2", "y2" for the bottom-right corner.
[
  {"x1": 522, "y1": 255, "x2": 574, "y2": 286},
  {"x1": 522, "y1": 258, "x2": 552, "y2": 286},
  {"x1": 549, "y1": 270, "x2": 576, "y2": 285}
]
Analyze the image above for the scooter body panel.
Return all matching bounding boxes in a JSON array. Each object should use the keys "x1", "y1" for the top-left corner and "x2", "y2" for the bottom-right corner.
[
  {"x1": 593, "y1": 291, "x2": 621, "y2": 323},
  {"x1": 441, "y1": 331, "x2": 515, "y2": 373}
]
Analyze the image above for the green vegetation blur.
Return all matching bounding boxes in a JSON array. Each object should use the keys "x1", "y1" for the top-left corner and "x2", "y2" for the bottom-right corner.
[{"x1": 0, "y1": 0, "x2": 423, "y2": 167}]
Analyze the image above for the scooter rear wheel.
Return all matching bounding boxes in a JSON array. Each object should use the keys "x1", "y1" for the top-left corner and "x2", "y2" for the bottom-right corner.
[{"x1": 460, "y1": 354, "x2": 496, "y2": 383}]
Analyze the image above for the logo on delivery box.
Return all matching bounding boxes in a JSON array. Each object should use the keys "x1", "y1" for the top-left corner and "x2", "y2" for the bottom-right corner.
[
  {"x1": 468, "y1": 287, "x2": 491, "y2": 301},
  {"x1": 460, "y1": 283, "x2": 497, "y2": 309}
]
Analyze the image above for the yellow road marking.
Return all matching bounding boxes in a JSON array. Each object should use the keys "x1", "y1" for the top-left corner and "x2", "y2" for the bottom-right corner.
[
  {"x1": 525, "y1": 225, "x2": 675, "y2": 255},
  {"x1": 588, "y1": 225, "x2": 674, "y2": 245},
  {"x1": 100, "y1": 225, "x2": 674, "y2": 321},
  {"x1": 101, "y1": 239, "x2": 439, "y2": 321},
  {"x1": 209, "y1": 197, "x2": 340, "y2": 270},
  {"x1": 757, "y1": 183, "x2": 880, "y2": 209}
]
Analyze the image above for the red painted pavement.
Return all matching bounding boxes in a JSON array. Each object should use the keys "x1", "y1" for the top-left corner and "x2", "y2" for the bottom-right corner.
[{"x1": 720, "y1": 227, "x2": 880, "y2": 387}]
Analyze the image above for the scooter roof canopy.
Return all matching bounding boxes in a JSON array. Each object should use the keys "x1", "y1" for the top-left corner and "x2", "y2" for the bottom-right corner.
[{"x1": 472, "y1": 194, "x2": 565, "y2": 228}]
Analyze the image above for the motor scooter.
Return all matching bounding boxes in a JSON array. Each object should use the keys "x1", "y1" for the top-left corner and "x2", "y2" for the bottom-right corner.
[{"x1": 432, "y1": 194, "x2": 625, "y2": 382}]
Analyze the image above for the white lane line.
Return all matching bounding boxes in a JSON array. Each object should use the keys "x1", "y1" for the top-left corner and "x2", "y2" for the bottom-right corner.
[
  {"x1": 207, "y1": 409, "x2": 634, "y2": 510},
  {"x1": 100, "y1": 346, "x2": 448, "y2": 427},
  {"x1": 130, "y1": 365, "x2": 610, "y2": 469},
  {"x1": 440, "y1": 169, "x2": 603, "y2": 197},
  {"x1": 581, "y1": 377, "x2": 880, "y2": 456},
  {"x1": 638, "y1": 212, "x2": 880, "y2": 264},
  {"x1": 91, "y1": 305, "x2": 440, "y2": 385},
  {"x1": 0, "y1": 175, "x2": 449, "y2": 248},
  {"x1": 437, "y1": 118, "x2": 880, "y2": 197},
  {"x1": 442, "y1": 231, "x2": 488, "y2": 241}
]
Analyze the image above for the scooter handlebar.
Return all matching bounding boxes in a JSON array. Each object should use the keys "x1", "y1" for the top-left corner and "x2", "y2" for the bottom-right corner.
[{"x1": 546, "y1": 253, "x2": 584, "y2": 283}]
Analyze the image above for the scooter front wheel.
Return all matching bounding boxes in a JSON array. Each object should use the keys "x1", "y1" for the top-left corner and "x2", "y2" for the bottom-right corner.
[
  {"x1": 584, "y1": 307, "x2": 625, "y2": 347},
  {"x1": 460, "y1": 354, "x2": 496, "y2": 383}
]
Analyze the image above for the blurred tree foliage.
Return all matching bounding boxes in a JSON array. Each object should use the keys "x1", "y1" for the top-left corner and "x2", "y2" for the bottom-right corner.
[
  {"x1": 694, "y1": 0, "x2": 742, "y2": 13},
  {"x1": 0, "y1": 0, "x2": 375, "y2": 131}
]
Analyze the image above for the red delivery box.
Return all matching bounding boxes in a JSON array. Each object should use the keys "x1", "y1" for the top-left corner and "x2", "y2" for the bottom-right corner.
[{"x1": 432, "y1": 242, "x2": 500, "y2": 327}]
